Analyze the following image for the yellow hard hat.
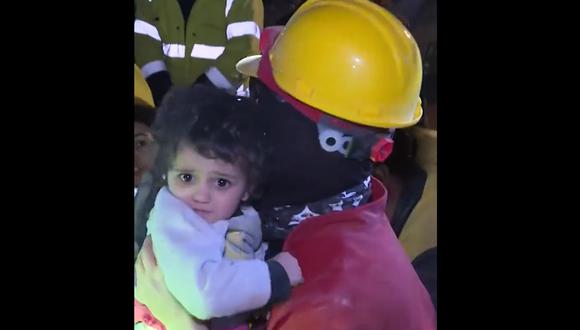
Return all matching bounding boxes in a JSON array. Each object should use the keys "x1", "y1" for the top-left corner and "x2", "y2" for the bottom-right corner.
[
  {"x1": 134, "y1": 64, "x2": 154, "y2": 107},
  {"x1": 239, "y1": 0, "x2": 423, "y2": 129}
]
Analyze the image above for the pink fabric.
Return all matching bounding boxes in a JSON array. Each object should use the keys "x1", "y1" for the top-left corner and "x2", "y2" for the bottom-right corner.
[
  {"x1": 135, "y1": 299, "x2": 166, "y2": 330},
  {"x1": 134, "y1": 299, "x2": 249, "y2": 330}
]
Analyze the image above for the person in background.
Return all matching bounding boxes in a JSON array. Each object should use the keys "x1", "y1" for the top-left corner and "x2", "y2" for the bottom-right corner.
[{"x1": 134, "y1": 0, "x2": 264, "y2": 105}]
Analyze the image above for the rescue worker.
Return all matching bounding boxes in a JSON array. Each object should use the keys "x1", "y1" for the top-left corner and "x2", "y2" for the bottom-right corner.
[
  {"x1": 134, "y1": 65, "x2": 160, "y2": 256},
  {"x1": 371, "y1": 0, "x2": 437, "y2": 310},
  {"x1": 401, "y1": 124, "x2": 437, "y2": 311},
  {"x1": 136, "y1": 1, "x2": 436, "y2": 329},
  {"x1": 135, "y1": 64, "x2": 155, "y2": 108},
  {"x1": 236, "y1": 1, "x2": 436, "y2": 327},
  {"x1": 134, "y1": 65, "x2": 157, "y2": 189},
  {"x1": 373, "y1": 115, "x2": 437, "y2": 311},
  {"x1": 134, "y1": 0, "x2": 264, "y2": 105}
]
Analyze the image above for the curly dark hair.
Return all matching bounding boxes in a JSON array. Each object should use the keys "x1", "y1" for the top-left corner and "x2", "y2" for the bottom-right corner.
[{"x1": 151, "y1": 85, "x2": 266, "y2": 200}]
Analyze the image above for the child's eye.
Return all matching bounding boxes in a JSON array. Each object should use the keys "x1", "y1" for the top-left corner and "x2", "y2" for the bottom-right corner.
[
  {"x1": 216, "y1": 178, "x2": 230, "y2": 188},
  {"x1": 179, "y1": 174, "x2": 193, "y2": 182}
]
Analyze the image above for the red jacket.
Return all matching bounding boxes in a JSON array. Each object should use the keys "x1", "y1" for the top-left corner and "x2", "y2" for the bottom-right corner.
[{"x1": 267, "y1": 178, "x2": 436, "y2": 330}]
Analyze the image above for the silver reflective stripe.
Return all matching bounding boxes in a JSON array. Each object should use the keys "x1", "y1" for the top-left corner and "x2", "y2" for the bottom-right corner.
[
  {"x1": 205, "y1": 67, "x2": 234, "y2": 91},
  {"x1": 225, "y1": 0, "x2": 235, "y2": 17},
  {"x1": 134, "y1": 188, "x2": 138, "y2": 197},
  {"x1": 134, "y1": 19, "x2": 161, "y2": 41},
  {"x1": 236, "y1": 84, "x2": 250, "y2": 98},
  {"x1": 162, "y1": 43, "x2": 186, "y2": 58},
  {"x1": 140, "y1": 60, "x2": 167, "y2": 78},
  {"x1": 226, "y1": 21, "x2": 261, "y2": 40},
  {"x1": 191, "y1": 44, "x2": 225, "y2": 59}
]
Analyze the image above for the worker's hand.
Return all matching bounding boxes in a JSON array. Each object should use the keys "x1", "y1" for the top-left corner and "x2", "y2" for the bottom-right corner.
[{"x1": 135, "y1": 237, "x2": 207, "y2": 330}]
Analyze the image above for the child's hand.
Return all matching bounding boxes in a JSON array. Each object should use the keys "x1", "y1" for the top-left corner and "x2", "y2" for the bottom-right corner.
[{"x1": 272, "y1": 252, "x2": 303, "y2": 287}]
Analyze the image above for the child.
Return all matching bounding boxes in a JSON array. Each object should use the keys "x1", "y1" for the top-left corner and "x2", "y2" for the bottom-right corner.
[{"x1": 135, "y1": 86, "x2": 302, "y2": 330}]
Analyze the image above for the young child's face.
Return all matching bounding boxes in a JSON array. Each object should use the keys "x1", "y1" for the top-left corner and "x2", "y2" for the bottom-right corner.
[{"x1": 167, "y1": 143, "x2": 250, "y2": 223}]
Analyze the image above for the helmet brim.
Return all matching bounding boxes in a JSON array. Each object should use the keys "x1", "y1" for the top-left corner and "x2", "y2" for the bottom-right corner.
[{"x1": 236, "y1": 54, "x2": 262, "y2": 78}]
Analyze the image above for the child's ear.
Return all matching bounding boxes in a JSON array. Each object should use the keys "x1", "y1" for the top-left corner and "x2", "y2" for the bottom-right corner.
[{"x1": 241, "y1": 190, "x2": 250, "y2": 202}]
